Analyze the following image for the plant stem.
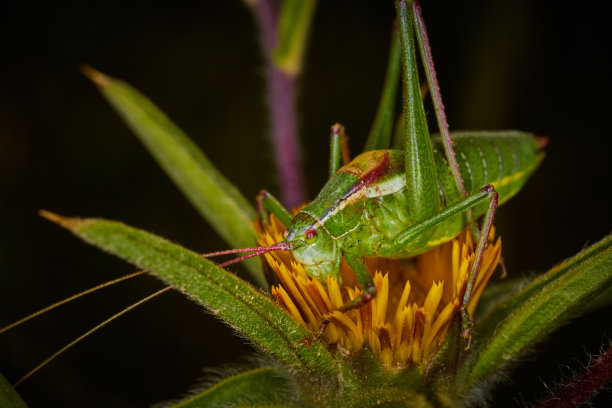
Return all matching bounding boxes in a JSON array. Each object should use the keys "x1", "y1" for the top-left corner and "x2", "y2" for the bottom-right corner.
[
  {"x1": 535, "y1": 343, "x2": 612, "y2": 408},
  {"x1": 248, "y1": 0, "x2": 305, "y2": 208}
]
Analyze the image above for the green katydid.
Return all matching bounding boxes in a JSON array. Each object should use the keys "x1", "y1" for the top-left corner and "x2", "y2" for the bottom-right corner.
[
  {"x1": 1, "y1": 1, "x2": 546, "y2": 388},
  {"x1": 202, "y1": 0, "x2": 545, "y2": 342}
]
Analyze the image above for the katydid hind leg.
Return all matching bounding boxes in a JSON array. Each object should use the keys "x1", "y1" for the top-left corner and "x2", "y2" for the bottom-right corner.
[
  {"x1": 411, "y1": 0, "x2": 479, "y2": 239},
  {"x1": 396, "y1": 0, "x2": 440, "y2": 226},
  {"x1": 410, "y1": 1, "x2": 499, "y2": 347},
  {"x1": 461, "y1": 185, "x2": 498, "y2": 350},
  {"x1": 256, "y1": 189, "x2": 292, "y2": 228},
  {"x1": 393, "y1": 185, "x2": 497, "y2": 249}
]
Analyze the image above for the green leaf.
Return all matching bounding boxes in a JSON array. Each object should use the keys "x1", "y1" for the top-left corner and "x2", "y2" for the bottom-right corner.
[
  {"x1": 166, "y1": 367, "x2": 295, "y2": 407},
  {"x1": 273, "y1": 0, "x2": 317, "y2": 75},
  {"x1": 459, "y1": 233, "x2": 612, "y2": 390},
  {"x1": 81, "y1": 66, "x2": 265, "y2": 287},
  {"x1": 40, "y1": 212, "x2": 337, "y2": 378},
  {"x1": 476, "y1": 234, "x2": 612, "y2": 340},
  {"x1": 0, "y1": 371, "x2": 28, "y2": 408},
  {"x1": 364, "y1": 27, "x2": 401, "y2": 152}
]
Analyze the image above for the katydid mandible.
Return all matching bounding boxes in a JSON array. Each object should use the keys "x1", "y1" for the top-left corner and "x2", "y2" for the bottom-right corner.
[{"x1": 204, "y1": 0, "x2": 544, "y2": 341}]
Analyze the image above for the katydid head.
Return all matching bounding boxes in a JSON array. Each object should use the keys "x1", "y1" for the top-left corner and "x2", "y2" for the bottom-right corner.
[
  {"x1": 201, "y1": 213, "x2": 340, "y2": 281},
  {"x1": 284, "y1": 212, "x2": 341, "y2": 281}
]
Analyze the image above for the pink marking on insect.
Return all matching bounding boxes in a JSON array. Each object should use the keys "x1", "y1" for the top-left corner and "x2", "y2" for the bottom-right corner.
[{"x1": 360, "y1": 151, "x2": 390, "y2": 186}]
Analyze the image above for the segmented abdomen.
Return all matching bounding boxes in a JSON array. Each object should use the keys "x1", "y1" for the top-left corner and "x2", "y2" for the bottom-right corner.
[{"x1": 433, "y1": 131, "x2": 541, "y2": 215}]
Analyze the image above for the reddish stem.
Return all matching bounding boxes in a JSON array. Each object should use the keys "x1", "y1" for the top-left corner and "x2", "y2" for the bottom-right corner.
[
  {"x1": 535, "y1": 344, "x2": 612, "y2": 408},
  {"x1": 249, "y1": 0, "x2": 305, "y2": 208}
]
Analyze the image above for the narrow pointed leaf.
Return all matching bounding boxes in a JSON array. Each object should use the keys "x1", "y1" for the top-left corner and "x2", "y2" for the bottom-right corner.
[
  {"x1": 0, "y1": 371, "x2": 28, "y2": 408},
  {"x1": 460, "y1": 233, "x2": 612, "y2": 390},
  {"x1": 166, "y1": 367, "x2": 294, "y2": 408},
  {"x1": 82, "y1": 67, "x2": 264, "y2": 287},
  {"x1": 41, "y1": 212, "x2": 337, "y2": 377},
  {"x1": 364, "y1": 27, "x2": 401, "y2": 152},
  {"x1": 273, "y1": 0, "x2": 317, "y2": 76},
  {"x1": 476, "y1": 234, "x2": 612, "y2": 338}
]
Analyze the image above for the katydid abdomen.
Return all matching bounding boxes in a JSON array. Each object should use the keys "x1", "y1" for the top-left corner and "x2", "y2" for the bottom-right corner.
[
  {"x1": 366, "y1": 130, "x2": 542, "y2": 257},
  {"x1": 290, "y1": 131, "x2": 542, "y2": 273}
]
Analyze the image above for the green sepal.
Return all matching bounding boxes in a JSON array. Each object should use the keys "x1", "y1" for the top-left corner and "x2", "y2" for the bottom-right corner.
[
  {"x1": 164, "y1": 367, "x2": 295, "y2": 408},
  {"x1": 364, "y1": 26, "x2": 401, "y2": 152},
  {"x1": 339, "y1": 349, "x2": 391, "y2": 394},
  {"x1": 81, "y1": 67, "x2": 265, "y2": 287},
  {"x1": 0, "y1": 371, "x2": 28, "y2": 408},
  {"x1": 320, "y1": 349, "x2": 426, "y2": 408},
  {"x1": 40, "y1": 212, "x2": 337, "y2": 377},
  {"x1": 458, "y1": 233, "x2": 612, "y2": 391},
  {"x1": 421, "y1": 314, "x2": 463, "y2": 387},
  {"x1": 352, "y1": 389, "x2": 433, "y2": 408},
  {"x1": 273, "y1": 0, "x2": 317, "y2": 76}
]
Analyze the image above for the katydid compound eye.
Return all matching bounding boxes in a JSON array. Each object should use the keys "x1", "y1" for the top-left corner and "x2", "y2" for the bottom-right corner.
[{"x1": 304, "y1": 228, "x2": 317, "y2": 242}]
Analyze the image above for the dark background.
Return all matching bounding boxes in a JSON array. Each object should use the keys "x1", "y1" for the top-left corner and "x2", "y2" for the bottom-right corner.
[{"x1": 1, "y1": 1, "x2": 610, "y2": 407}]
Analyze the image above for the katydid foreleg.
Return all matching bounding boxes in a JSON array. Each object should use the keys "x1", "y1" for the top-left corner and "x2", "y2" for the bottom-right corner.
[
  {"x1": 329, "y1": 123, "x2": 351, "y2": 178},
  {"x1": 257, "y1": 123, "x2": 352, "y2": 228},
  {"x1": 318, "y1": 252, "x2": 377, "y2": 333},
  {"x1": 256, "y1": 189, "x2": 292, "y2": 228},
  {"x1": 258, "y1": 122, "x2": 352, "y2": 227}
]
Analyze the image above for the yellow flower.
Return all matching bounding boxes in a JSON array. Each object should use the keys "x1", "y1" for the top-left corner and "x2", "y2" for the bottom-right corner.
[{"x1": 258, "y1": 214, "x2": 502, "y2": 367}]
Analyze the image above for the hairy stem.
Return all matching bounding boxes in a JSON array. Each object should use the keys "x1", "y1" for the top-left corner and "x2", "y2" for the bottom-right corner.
[
  {"x1": 248, "y1": 0, "x2": 305, "y2": 208},
  {"x1": 535, "y1": 344, "x2": 612, "y2": 408}
]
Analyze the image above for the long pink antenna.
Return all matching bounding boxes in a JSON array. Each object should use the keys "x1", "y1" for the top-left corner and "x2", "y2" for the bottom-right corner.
[{"x1": 201, "y1": 242, "x2": 295, "y2": 268}]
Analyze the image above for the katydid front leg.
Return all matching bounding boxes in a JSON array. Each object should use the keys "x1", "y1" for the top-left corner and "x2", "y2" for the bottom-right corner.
[
  {"x1": 259, "y1": 121, "x2": 351, "y2": 227},
  {"x1": 329, "y1": 123, "x2": 351, "y2": 178},
  {"x1": 319, "y1": 252, "x2": 376, "y2": 332},
  {"x1": 256, "y1": 189, "x2": 292, "y2": 228}
]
